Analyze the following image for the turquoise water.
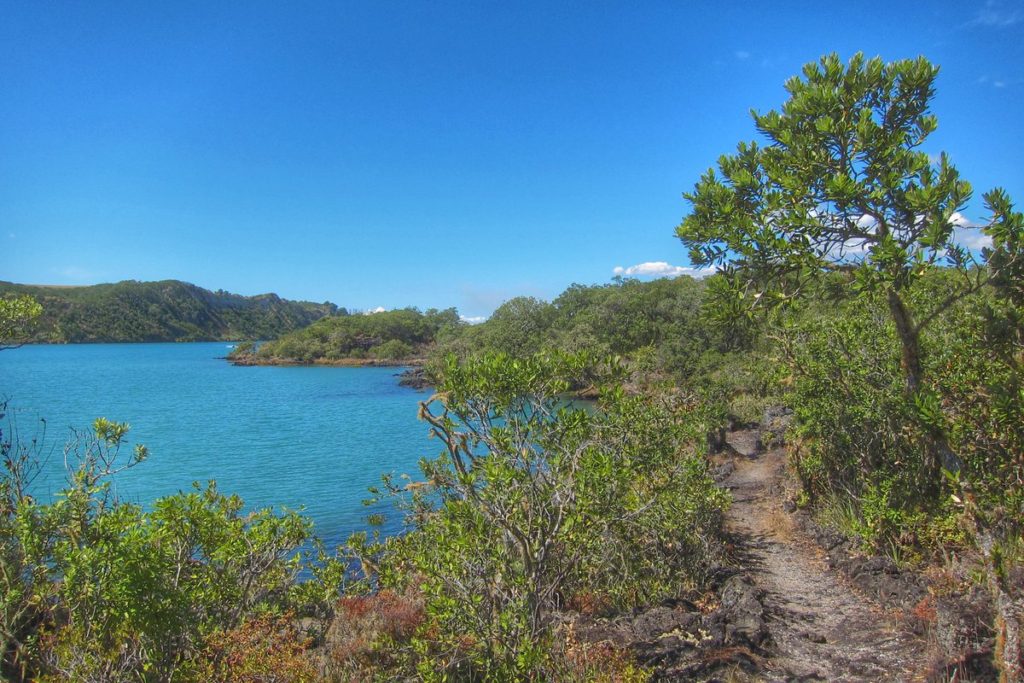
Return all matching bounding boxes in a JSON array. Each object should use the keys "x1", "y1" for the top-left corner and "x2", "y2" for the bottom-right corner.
[{"x1": 0, "y1": 343, "x2": 433, "y2": 548}]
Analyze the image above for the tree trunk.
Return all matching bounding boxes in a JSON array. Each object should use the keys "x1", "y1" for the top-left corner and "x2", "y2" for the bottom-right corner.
[
  {"x1": 887, "y1": 290, "x2": 923, "y2": 392},
  {"x1": 886, "y1": 289, "x2": 955, "y2": 495}
]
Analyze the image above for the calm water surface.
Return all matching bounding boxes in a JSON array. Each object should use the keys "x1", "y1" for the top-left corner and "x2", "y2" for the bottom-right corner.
[{"x1": 0, "y1": 343, "x2": 432, "y2": 548}]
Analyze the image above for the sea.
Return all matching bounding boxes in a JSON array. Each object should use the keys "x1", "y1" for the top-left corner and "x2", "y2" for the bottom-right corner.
[{"x1": 0, "y1": 342, "x2": 433, "y2": 550}]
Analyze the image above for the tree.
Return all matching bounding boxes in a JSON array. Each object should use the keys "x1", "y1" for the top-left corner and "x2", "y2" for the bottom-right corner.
[
  {"x1": 0, "y1": 295, "x2": 42, "y2": 350},
  {"x1": 477, "y1": 297, "x2": 555, "y2": 357},
  {"x1": 677, "y1": 52, "x2": 1023, "y2": 488},
  {"x1": 363, "y1": 352, "x2": 726, "y2": 677}
]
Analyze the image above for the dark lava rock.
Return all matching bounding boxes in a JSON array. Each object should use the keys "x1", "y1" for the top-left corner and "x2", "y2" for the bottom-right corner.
[
  {"x1": 842, "y1": 555, "x2": 925, "y2": 606},
  {"x1": 572, "y1": 618, "x2": 634, "y2": 649},
  {"x1": 933, "y1": 586, "x2": 995, "y2": 667},
  {"x1": 711, "y1": 460, "x2": 735, "y2": 483},
  {"x1": 633, "y1": 634, "x2": 696, "y2": 668},
  {"x1": 631, "y1": 606, "x2": 700, "y2": 640},
  {"x1": 658, "y1": 647, "x2": 761, "y2": 681},
  {"x1": 706, "y1": 565, "x2": 742, "y2": 589},
  {"x1": 798, "y1": 514, "x2": 926, "y2": 607},
  {"x1": 716, "y1": 574, "x2": 769, "y2": 648},
  {"x1": 397, "y1": 367, "x2": 431, "y2": 390},
  {"x1": 571, "y1": 573, "x2": 772, "y2": 681},
  {"x1": 579, "y1": 574, "x2": 769, "y2": 679},
  {"x1": 932, "y1": 647, "x2": 1000, "y2": 682},
  {"x1": 818, "y1": 531, "x2": 847, "y2": 552},
  {"x1": 757, "y1": 405, "x2": 794, "y2": 450},
  {"x1": 707, "y1": 427, "x2": 728, "y2": 454}
]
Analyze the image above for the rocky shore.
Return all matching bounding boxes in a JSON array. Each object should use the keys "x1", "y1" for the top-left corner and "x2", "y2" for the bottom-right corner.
[
  {"x1": 396, "y1": 367, "x2": 432, "y2": 390},
  {"x1": 228, "y1": 354, "x2": 425, "y2": 369}
]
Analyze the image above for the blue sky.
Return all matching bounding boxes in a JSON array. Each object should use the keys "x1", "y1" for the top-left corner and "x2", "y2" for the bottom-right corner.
[{"x1": 2, "y1": 1, "x2": 1022, "y2": 318}]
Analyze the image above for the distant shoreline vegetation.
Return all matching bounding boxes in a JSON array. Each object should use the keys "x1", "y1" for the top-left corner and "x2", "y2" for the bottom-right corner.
[
  {"x1": 228, "y1": 348, "x2": 424, "y2": 368},
  {"x1": 0, "y1": 279, "x2": 337, "y2": 343},
  {"x1": 227, "y1": 307, "x2": 460, "y2": 366},
  {"x1": 229, "y1": 275, "x2": 735, "y2": 402}
]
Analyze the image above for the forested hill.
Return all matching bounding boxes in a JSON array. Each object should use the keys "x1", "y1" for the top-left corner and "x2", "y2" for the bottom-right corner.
[{"x1": 0, "y1": 280, "x2": 338, "y2": 343}]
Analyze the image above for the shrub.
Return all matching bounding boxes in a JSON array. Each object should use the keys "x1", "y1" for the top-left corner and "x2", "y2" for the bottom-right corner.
[
  {"x1": 190, "y1": 613, "x2": 316, "y2": 683},
  {"x1": 321, "y1": 586, "x2": 425, "y2": 680},
  {"x1": 347, "y1": 352, "x2": 727, "y2": 678},
  {"x1": 1, "y1": 413, "x2": 313, "y2": 682}
]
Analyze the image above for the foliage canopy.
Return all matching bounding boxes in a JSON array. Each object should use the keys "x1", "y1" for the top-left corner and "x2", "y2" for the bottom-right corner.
[
  {"x1": 677, "y1": 52, "x2": 1023, "y2": 487},
  {"x1": 0, "y1": 295, "x2": 42, "y2": 349}
]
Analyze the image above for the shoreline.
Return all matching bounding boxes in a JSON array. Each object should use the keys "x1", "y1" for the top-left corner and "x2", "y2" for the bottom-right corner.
[{"x1": 228, "y1": 355, "x2": 426, "y2": 368}]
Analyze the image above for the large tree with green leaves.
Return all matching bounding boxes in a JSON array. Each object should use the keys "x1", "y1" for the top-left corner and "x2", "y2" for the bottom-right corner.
[{"x1": 677, "y1": 52, "x2": 1023, "y2": 487}]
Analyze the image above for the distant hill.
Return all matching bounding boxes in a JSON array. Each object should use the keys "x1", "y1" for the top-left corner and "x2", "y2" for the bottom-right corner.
[{"x1": 0, "y1": 280, "x2": 339, "y2": 343}]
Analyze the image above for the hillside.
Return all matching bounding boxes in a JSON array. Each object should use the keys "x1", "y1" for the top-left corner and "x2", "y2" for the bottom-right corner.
[{"x1": 0, "y1": 280, "x2": 338, "y2": 343}]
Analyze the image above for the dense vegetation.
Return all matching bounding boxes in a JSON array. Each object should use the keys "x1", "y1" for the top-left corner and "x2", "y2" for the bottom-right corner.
[
  {"x1": 421, "y1": 276, "x2": 767, "y2": 427},
  {"x1": 331, "y1": 353, "x2": 726, "y2": 679},
  {"x1": 0, "y1": 280, "x2": 337, "y2": 343},
  {"x1": 2, "y1": 52, "x2": 1022, "y2": 680},
  {"x1": 436, "y1": 276, "x2": 721, "y2": 361},
  {"x1": 0, "y1": 352, "x2": 723, "y2": 681},
  {"x1": 232, "y1": 307, "x2": 461, "y2": 363},
  {"x1": 677, "y1": 53, "x2": 1023, "y2": 678},
  {"x1": 0, "y1": 410, "x2": 336, "y2": 681}
]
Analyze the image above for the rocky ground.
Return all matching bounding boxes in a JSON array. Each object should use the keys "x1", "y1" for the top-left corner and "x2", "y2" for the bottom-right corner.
[
  {"x1": 396, "y1": 366, "x2": 431, "y2": 389},
  {"x1": 716, "y1": 429, "x2": 926, "y2": 681},
  {"x1": 573, "y1": 414, "x2": 1002, "y2": 681}
]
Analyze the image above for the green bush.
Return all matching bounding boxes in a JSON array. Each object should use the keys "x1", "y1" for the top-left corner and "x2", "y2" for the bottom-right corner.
[
  {"x1": 348, "y1": 352, "x2": 728, "y2": 679},
  {"x1": 782, "y1": 276, "x2": 1022, "y2": 558},
  {"x1": 784, "y1": 301, "x2": 918, "y2": 503},
  {"x1": 0, "y1": 412, "x2": 315, "y2": 682}
]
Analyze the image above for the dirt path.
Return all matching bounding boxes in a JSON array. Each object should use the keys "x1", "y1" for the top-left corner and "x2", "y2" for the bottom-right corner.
[{"x1": 721, "y1": 430, "x2": 927, "y2": 682}]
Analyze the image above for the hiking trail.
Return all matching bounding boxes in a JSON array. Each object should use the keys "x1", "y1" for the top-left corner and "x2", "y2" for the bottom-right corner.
[{"x1": 720, "y1": 428, "x2": 927, "y2": 682}]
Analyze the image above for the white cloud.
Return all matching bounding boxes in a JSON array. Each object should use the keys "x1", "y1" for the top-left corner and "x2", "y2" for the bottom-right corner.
[
  {"x1": 969, "y1": 1, "x2": 1022, "y2": 27},
  {"x1": 981, "y1": 75, "x2": 1008, "y2": 87},
  {"x1": 613, "y1": 261, "x2": 716, "y2": 279},
  {"x1": 363, "y1": 306, "x2": 386, "y2": 315},
  {"x1": 956, "y1": 230, "x2": 993, "y2": 251},
  {"x1": 735, "y1": 50, "x2": 751, "y2": 60},
  {"x1": 948, "y1": 212, "x2": 993, "y2": 251},
  {"x1": 856, "y1": 214, "x2": 877, "y2": 229},
  {"x1": 460, "y1": 315, "x2": 487, "y2": 324},
  {"x1": 949, "y1": 212, "x2": 981, "y2": 229}
]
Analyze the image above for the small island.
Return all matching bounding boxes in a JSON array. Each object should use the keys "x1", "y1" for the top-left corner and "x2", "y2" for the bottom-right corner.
[{"x1": 225, "y1": 306, "x2": 459, "y2": 366}]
